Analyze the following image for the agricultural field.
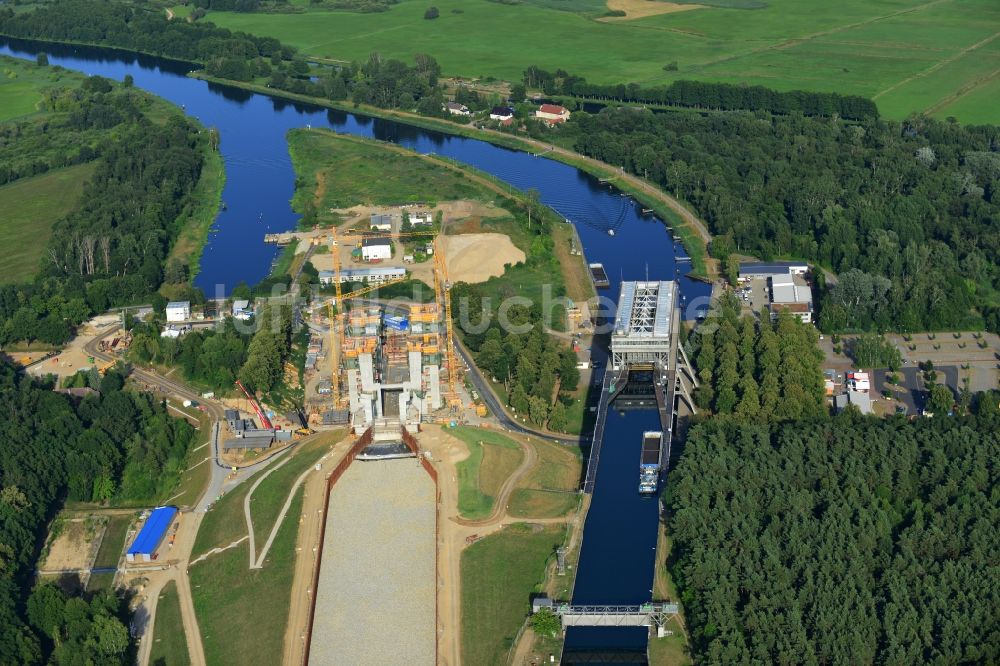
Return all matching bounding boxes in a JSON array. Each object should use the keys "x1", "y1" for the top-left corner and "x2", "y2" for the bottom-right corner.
[
  {"x1": 0, "y1": 163, "x2": 96, "y2": 284},
  {"x1": 207, "y1": 0, "x2": 1000, "y2": 122}
]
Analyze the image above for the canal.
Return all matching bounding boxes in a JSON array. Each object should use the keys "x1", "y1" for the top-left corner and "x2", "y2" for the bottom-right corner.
[{"x1": 1, "y1": 38, "x2": 710, "y2": 659}]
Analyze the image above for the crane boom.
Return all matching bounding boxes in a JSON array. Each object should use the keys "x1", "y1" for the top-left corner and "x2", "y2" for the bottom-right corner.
[{"x1": 235, "y1": 379, "x2": 272, "y2": 429}]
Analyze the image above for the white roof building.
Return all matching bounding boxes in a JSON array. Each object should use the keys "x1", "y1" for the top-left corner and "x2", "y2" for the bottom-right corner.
[
  {"x1": 361, "y1": 237, "x2": 392, "y2": 261},
  {"x1": 165, "y1": 301, "x2": 191, "y2": 323}
]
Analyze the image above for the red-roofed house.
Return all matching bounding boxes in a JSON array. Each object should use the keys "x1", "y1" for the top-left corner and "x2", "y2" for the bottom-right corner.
[{"x1": 535, "y1": 103, "x2": 571, "y2": 124}]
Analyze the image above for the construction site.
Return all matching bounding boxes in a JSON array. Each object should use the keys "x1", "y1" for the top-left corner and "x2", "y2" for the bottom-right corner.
[{"x1": 302, "y1": 212, "x2": 476, "y2": 434}]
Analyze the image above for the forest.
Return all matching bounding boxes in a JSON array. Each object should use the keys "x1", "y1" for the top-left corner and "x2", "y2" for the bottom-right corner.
[
  {"x1": 522, "y1": 66, "x2": 878, "y2": 121},
  {"x1": 0, "y1": 73, "x2": 209, "y2": 346},
  {"x1": 128, "y1": 302, "x2": 296, "y2": 396},
  {"x1": 0, "y1": 361, "x2": 196, "y2": 664},
  {"x1": 667, "y1": 408, "x2": 1000, "y2": 664},
  {"x1": 690, "y1": 293, "x2": 826, "y2": 420},
  {"x1": 570, "y1": 109, "x2": 1000, "y2": 332},
  {"x1": 0, "y1": 1, "x2": 290, "y2": 66}
]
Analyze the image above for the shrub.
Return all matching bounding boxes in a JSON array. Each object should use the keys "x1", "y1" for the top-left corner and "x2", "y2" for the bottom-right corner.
[{"x1": 424, "y1": 6, "x2": 439, "y2": 18}]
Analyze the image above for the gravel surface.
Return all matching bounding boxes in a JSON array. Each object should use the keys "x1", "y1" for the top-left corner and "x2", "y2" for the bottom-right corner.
[{"x1": 309, "y1": 459, "x2": 435, "y2": 666}]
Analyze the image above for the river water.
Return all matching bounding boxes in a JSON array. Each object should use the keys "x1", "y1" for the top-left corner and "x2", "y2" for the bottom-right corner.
[{"x1": 1, "y1": 38, "x2": 710, "y2": 659}]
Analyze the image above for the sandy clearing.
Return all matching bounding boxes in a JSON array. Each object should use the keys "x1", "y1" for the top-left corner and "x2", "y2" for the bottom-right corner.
[
  {"x1": 41, "y1": 518, "x2": 104, "y2": 571},
  {"x1": 443, "y1": 233, "x2": 524, "y2": 284},
  {"x1": 599, "y1": 0, "x2": 704, "y2": 22}
]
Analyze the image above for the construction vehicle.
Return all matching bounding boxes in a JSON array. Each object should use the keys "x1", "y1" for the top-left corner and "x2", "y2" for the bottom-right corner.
[
  {"x1": 97, "y1": 359, "x2": 117, "y2": 376},
  {"x1": 234, "y1": 379, "x2": 273, "y2": 429}
]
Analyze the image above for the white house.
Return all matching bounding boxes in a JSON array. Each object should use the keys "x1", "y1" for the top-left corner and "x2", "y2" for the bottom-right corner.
[
  {"x1": 847, "y1": 371, "x2": 871, "y2": 393},
  {"x1": 361, "y1": 237, "x2": 392, "y2": 261},
  {"x1": 445, "y1": 101, "x2": 471, "y2": 116},
  {"x1": 165, "y1": 301, "x2": 190, "y2": 323},
  {"x1": 535, "y1": 103, "x2": 570, "y2": 124},
  {"x1": 408, "y1": 211, "x2": 434, "y2": 226}
]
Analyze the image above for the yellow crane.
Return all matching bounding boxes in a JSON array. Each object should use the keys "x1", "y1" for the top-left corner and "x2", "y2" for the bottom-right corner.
[{"x1": 433, "y1": 236, "x2": 462, "y2": 408}]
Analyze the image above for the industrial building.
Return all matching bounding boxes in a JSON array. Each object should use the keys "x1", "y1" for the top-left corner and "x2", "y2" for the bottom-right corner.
[
  {"x1": 318, "y1": 266, "x2": 406, "y2": 286},
  {"x1": 835, "y1": 390, "x2": 873, "y2": 415},
  {"x1": 361, "y1": 237, "x2": 392, "y2": 261},
  {"x1": 769, "y1": 273, "x2": 814, "y2": 323},
  {"x1": 370, "y1": 212, "x2": 394, "y2": 231},
  {"x1": 126, "y1": 506, "x2": 177, "y2": 563},
  {"x1": 738, "y1": 261, "x2": 809, "y2": 279},
  {"x1": 165, "y1": 301, "x2": 191, "y2": 323}
]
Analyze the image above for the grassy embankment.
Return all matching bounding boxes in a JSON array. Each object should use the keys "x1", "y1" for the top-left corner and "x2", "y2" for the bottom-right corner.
[
  {"x1": 648, "y1": 528, "x2": 692, "y2": 665},
  {"x1": 190, "y1": 490, "x2": 303, "y2": 666},
  {"x1": 207, "y1": 0, "x2": 1000, "y2": 124},
  {"x1": 149, "y1": 580, "x2": 192, "y2": 666},
  {"x1": 161, "y1": 407, "x2": 214, "y2": 508},
  {"x1": 165, "y1": 143, "x2": 226, "y2": 284},
  {"x1": 508, "y1": 439, "x2": 581, "y2": 518},
  {"x1": 448, "y1": 427, "x2": 523, "y2": 520},
  {"x1": 461, "y1": 522, "x2": 566, "y2": 666},
  {"x1": 188, "y1": 432, "x2": 342, "y2": 665}
]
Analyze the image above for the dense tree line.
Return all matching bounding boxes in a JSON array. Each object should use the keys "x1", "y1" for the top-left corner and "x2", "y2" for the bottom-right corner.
[
  {"x1": 0, "y1": 75, "x2": 209, "y2": 346},
  {"x1": 266, "y1": 51, "x2": 446, "y2": 114},
  {"x1": 129, "y1": 302, "x2": 295, "y2": 395},
  {"x1": 690, "y1": 293, "x2": 825, "y2": 420},
  {"x1": 0, "y1": 362, "x2": 195, "y2": 663},
  {"x1": 523, "y1": 65, "x2": 878, "y2": 120},
  {"x1": 570, "y1": 109, "x2": 1000, "y2": 331},
  {"x1": 667, "y1": 407, "x2": 1000, "y2": 664},
  {"x1": 0, "y1": 0, "x2": 291, "y2": 65}
]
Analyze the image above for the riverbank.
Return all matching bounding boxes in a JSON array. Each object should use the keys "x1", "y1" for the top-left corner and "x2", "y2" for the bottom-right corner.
[
  {"x1": 167, "y1": 140, "x2": 226, "y2": 283},
  {"x1": 191, "y1": 71, "x2": 713, "y2": 279}
]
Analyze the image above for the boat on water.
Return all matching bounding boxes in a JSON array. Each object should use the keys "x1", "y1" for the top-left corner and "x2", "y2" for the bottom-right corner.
[
  {"x1": 608, "y1": 228, "x2": 615, "y2": 236},
  {"x1": 639, "y1": 431, "x2": 663, "y2": 494}
]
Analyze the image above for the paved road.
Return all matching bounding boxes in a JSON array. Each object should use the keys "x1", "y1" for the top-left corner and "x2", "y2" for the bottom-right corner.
[{"x1": 453, "y1": 337, "x2": 585, "y2": 446}]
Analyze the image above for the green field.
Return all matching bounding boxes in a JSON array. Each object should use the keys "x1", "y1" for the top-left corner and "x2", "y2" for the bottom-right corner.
[
  {"x1": 87, "y1": 512, "x2": 134, "y2": 592},
  {"x1": 149, "y1": 581, "x2": 192, "y2": 666},
  {"x1": 287, "y1": 128, "x2": 491, "y2": 219},
  {"x1": 448, "y1": 427, "x2": 524, "y2": 520},
  {"x1": 461, "y1": 523, "x2": 565, "y2": 666},
  {"x1": 508, "y1": 439, "x2": 581, "y2": 518},
  {"x1": 0, "y1": 55, "x2": 81, "y2": 121},
  {"x1": 190, "y1": 489, "x2": 302, "y2": 666},
  {"x1": 0, "y1": 163, "x2": 96, "y2": 283},
  {"x1": 208, "y1": 0, "x2": 1000, "y2": 122}
]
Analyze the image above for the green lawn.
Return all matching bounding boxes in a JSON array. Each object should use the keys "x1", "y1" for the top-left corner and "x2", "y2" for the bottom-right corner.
[
  {"x1": 149, "y1": 580, "x2": 192, "y2": 666},
  {"x1": 0, "y1": 162, "x2": 96, "y2": 283},
  {"x1": 461, "y1": 523, "x2": 565, "y2": 666},
  {"x1": 87, "y1": 512, "x2": 134, "y2": 592},
  {"x1": 449, "y1": 426, "x2": 523, "y2": 520},
  {"x1": 0, "y1": 55, "x2": 81, "y2": 121},
  {"x1": 190, "y1": 489, "x2": 303, "y2": 666},
  {"x1": 190, "y1": 477, "x2": 253, "y2": 560},
  {"x1": 208, "y1": 0, "x2": 1000, "y2": 122}
]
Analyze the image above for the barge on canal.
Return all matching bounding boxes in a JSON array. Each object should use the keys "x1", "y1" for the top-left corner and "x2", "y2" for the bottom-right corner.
[{"x1": 639, "y1": 431, "x2": 663, "y2": 494}]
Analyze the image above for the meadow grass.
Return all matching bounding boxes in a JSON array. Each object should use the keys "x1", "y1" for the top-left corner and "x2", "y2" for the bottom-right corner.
[
  {"x1": 0, "y1": 162, "x2": 96, "y2": 284},
  {"x1": 461, "y1": 522, "x2": 564, "y2": 666},
  {"x1": 149, "y1": 580, "x2": 192, "y2": 666},
  {"x1": 190, "y1": 489, "x2": 302, "y2": 666},
  {"x1": 207, "y1": 0, "x2": 1000, "y2": 122},
  {"x1": 287, "y1": 128, "x2": 489, "y2": 215},
  {"x1": 449, "y1": 426, "x2": 523, "y2": 520},
  {"x1": 0, "y1": 55, "x2": 81, "y2": 121},
  {"x1": 246, "y1": 432, "x2": 341, "y2": 545},
  {"x1": 508, "y1": 438, "x2": 581, "y2": 519}
]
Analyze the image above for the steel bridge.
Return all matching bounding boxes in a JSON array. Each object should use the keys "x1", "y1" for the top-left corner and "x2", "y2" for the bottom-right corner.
[{"x1": 533, "y1": 596, "x2": 680, "y2": 629}]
